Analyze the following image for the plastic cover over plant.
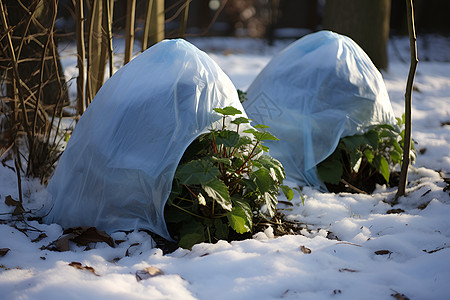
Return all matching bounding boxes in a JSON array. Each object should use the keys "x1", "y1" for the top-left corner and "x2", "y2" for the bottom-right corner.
[
  {"x1": 243, "y1": 30, "x2": 397, "y2": 190},
  {"x1": 45, "y1": 39, "x2": 248, "y2": 241}
]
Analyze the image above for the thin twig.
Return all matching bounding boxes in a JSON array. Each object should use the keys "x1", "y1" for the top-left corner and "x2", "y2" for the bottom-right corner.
[{"x1": 340, "y1": 178, "x2": 368, "y2": 194}]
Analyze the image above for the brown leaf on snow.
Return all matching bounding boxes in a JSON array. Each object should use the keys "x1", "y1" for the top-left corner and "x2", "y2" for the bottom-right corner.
[
  {"x1": 63, "y1": 227, "x2": 115, "y2": 248},
  {"x1": 391, "y1": 290, "x2": 410, "y2": 300},
  {"x1": 300, "y1": 245, "x2": 311, "y2": 254},
  {"x1": 386, "y1": 208, "x2": 405, "y2": 214},
  {"x1": 31, "y1": 233, "x2": 48, "y2": 243},
  {"x1": 374, "y1": 250, "x2": 392, "y2": 255},
  {"x1": 5, "y1": 195, "x2": 25, "y2": 215},
  {"x1": 0, "y1": 248, "x2": 10, "y2": 257},
  {"x1": 45, "y1": 227, "x2": 115, "y2": 252},
  {"x1": 125, "y1": 242, "x2": 141, "y2": 257},
  {"x1": 135, "y1": 266, "x2": 164, "y2": 281},
  {"x1": 69, "y1": 262, "x2": 100, "y2": 276}
]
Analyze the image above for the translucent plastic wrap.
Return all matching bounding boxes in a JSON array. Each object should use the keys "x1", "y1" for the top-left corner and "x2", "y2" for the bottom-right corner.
[
  {"x1": 243, "y1": 31, "x2": 396, "y2": 190},
  {"x1": 45, "y1": 39, "x2": 246, "y2": 241}
]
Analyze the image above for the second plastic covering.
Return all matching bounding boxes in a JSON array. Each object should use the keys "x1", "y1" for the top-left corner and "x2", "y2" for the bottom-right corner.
[
  {"x1": 243, "y1": 31, "x2": 396, "y2": 190},
  {"x1": 45, "y1": 39, "x2": 246, "y2": 241}
]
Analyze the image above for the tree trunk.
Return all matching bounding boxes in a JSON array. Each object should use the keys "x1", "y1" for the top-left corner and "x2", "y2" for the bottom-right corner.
[
  {"x1": 323, "y1": 0, "x2": 391, "y2": 71},
  {"x1": 149, "y1": 0, "x2": 165, "y2": 47}
]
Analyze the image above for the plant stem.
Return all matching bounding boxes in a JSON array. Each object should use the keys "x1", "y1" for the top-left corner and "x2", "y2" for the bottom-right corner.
[
  {"x1": 236, "y1": 141, "x2": 259, "y2": 174},
  {"x1": 183, "y1": 184, "x2": 198, "y2": 199},
  {"x1": 171, "y1": 203, "x2": 207, "y2": 220},
  {"x1": 340, "y1": 178, "x2": 368, "y2": 194},
  {"x1": 395, "y1": 0, "x2": 418, "y2": 202}
]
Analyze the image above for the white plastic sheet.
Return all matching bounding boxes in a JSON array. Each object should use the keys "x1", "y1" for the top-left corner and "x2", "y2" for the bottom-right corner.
[
  {"x1": 45, "y1": 39, "x2": 246, "y2": 241},
  {"x1": 243, "y1": 31, "x2": 396, "y2": 190}
]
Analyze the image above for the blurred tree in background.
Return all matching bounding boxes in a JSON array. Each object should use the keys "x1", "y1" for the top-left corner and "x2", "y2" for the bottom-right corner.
[{"x1": 322, "y1": 0, "x2": 391, "y2": 71}]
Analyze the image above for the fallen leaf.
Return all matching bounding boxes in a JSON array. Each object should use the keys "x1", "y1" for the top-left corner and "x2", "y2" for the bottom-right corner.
[
  {"x1": 69, "y1": 262, "x2": 100, "y2": 276},
  {"x1": 418, "y1": 201, "x2": 431, "y2": 210},
  {"x1": 391, "y1": 290, "x2": 410, "y2": 300},
  {"x1": 0, "y1": 248, "x2": 10, "y2": 257},
  {"x1": 31, "y1": 233, "x2": 48, "y2": 243},
  {"x1": 5, "y1": 195, "x2": 25, "y2": 215},
  {"x1": 374, "y1": 250, "x2": 391, "y2": 255},
  {"x1": 386, "y1": 208, "x2": 405, "y2": 214},
  {"x1": 136, "y1": 266, "x2": 164, "y2": 281},
  {"x1": 125, "y1": 242, "x2": 141, "y2": 257},
  {"x1": 5, "y1": 195, "x2": 19, "y2": 207},
  {"x1": 63, "y1": 227, "x2": 115, "y2": 248},
  {"x1": 45, "y1": 227, "x2": 115, "y2": 252},
  {"x1": 54, "y1": 234, "x2": 74, "y2": 251},
  {"x1": 300, "y1": 245, "x2": 311, "y2": 254}
]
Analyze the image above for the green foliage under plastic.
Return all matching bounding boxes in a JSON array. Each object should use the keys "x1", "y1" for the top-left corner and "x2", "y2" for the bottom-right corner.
[{"x1": 165, "y1": 106, "x2": 292, "y2": 249}]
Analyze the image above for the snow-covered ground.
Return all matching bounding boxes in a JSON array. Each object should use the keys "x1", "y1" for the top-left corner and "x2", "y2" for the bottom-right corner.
[{"x1": 1, "y1": 34, "x2": 449, "y2": 300}]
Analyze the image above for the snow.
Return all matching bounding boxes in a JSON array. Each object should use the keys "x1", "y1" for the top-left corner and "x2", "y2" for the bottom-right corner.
[{"x1": 1, "y1": 34, "x2": 450, "y2": 300}]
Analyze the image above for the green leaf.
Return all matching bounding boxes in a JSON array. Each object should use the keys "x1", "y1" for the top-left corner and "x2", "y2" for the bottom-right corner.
[
  {"x1": 363, "y1": 148, "x2": 375, "y2": 163},
  {"x1": 175, "y1": 159, "x2": 220, "y2": 185},
  {"x1": 178, "y1": 221, "x2": 205, "y2": 249},
  {"x1": 390, "y1": 150, "x2": 402, "y2": 164},
  {"x1": 255, "y1": 155, "x2": 285, "y2": 183},
  {"x1": 202, "y1": 178, "x2": 232, "y2": 211},
  {"x1": 241, "y1": 178, "x2": 258, "y2": 193},
  {"x1": 260, "y1": 144, "x2": 270, "y2": 152},
  {"x1": 232, "y1": 196, "x2": 253, "y2": 222},
  {"x1": 231, "y1": 117, "x2": 250, "y2": 126},
  {"x1": 365, "y1": 130, "x2": 379, "y2": 150},
  {"x1": 262, "y1": 192, "x2": 278, "y2": 217},
  {"x1": 280, "y1": 185, "x2": 294, "y2": 201},
  {"x1": 392, "y1": 139, "x2": 403, "y2": 154},
  {"x1": 378, "y1": 124, "x2": 396, "y2": 131},
  {"x1": 254, "y1": 124, "x2": 270, "y2": 129},
  {"x1": 214, "y1": 130, "x2": 240, "y2": 148},
  {"x1": 375, "y1": 156, "x2": 390, "y2": 183},
  {"x1": 227, "y1": 206, "x2": 252, "y2": 234},
  {"x1": 252, "y1": 168, "x2": 275, "y2": 194},
  {"x1": 243, "y1": 129, "x2": 279, "y2": 142},
  {"x1": 235, "y1": 136, "x2": 253, "y2": 148},
  {"x1": 214, "y1": 106, "x2": 242, "y2": 116},
  {"x1": 317, "y1": 158, "x2": 343, "y2": 185},
  {"x1": 380, "y1": 129, "x2": 397, "y2": 139},
  {"x1": 341, "y1": 135, "x2": 365, "y2": 151},
  {"x1": 237, "y1": 89, "x2": 248, "y2": 103},
  {"x1": 211, "y1": 156, "x2": 232, "y2": 166}
]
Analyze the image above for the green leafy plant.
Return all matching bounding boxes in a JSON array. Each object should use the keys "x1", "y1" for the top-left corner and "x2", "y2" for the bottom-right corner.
[
  {"x1": 317, "y1": 116, "x2": 415, "y2": 194},
  {"x1": 164, "y1": 106, "x2": 292, "y2": 249}
]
